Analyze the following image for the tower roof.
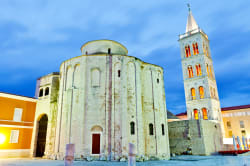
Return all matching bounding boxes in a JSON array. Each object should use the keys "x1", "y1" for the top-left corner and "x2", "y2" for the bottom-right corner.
[{"x1": 185, "y1": 5, "x2": 199, "y2": 33}]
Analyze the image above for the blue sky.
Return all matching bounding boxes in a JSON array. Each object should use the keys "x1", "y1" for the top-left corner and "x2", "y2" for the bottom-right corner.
[{"x1": 0, "y1": 0, "x2": 250, "y2": 114}]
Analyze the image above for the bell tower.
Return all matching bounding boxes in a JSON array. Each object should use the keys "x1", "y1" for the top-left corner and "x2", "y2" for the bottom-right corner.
[{"x1": 179, "y1": 5, "x2": 222, "y2": 123}]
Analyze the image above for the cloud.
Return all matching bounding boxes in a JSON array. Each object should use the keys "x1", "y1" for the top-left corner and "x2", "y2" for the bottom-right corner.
[{"x1": 0, "y1": 0, "x2": 249, "y2": 114}]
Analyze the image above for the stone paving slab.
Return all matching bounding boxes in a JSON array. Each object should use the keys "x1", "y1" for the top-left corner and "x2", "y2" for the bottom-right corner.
[{"x1": 0, "y1": 156, "x2": 249, "y2": 166}]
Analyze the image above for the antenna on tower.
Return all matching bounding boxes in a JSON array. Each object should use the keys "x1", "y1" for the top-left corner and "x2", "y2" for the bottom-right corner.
[{"x1": 187, "y1": 3, "x2": 191, "y2": 12}]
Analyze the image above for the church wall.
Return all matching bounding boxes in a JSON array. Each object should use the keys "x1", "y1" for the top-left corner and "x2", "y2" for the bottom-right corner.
[{"x1": 53, "y1": 53, "x2": 170, "y2": 160}]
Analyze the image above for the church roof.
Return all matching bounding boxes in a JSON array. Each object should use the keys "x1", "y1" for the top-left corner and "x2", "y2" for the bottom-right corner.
[{"x1": 185, "y1": 8, "x2": 199, "y2": 33}]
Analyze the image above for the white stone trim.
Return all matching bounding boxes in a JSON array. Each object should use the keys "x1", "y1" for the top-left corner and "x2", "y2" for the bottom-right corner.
[
  {"x1": 0, "y1": 124, "x2": 33, "y2": 129},
  {"x1": 0, "y1": 92, "x2": 37, "y2": 102},
  {"x1": 0, "y1": 149, "x2": 30, "y2": 152},
  {"x1": 0, "y1": 119, "x2": 33, "y2": 123}
]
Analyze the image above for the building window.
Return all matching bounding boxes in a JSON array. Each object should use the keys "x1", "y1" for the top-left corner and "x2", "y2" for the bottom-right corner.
[
  {"x1": 206, "y1": 64, "x2": 209, "y2": 76},
  {"x1": 39, "y1": 89, "x2": 43, "y2": 97},
  {"x1": 108, "y1": 48, "x2": 111, "y2": 54},
  {"x1": 13, "y1": 108, "x2": 23, "y2": 122},
  {"x1": 157, "y1": 78, "x2": 159, "y2": 83},
  {"x1": 9, "y1": 130, "x2": 19, "y2": 143},
  {"x1": 45, "y1": 87, "x2": 49, "y2": 96},
  {"x1": 199, "y1": 86, "x2": 204, "y2": 99},
  {"x1": 130, "y1": 122, "x2": 135, "y2": 135},
  {"x1": 241, "y1": 130, "x2": 246, "y2": 137},
  {"x1": 185, "y1": 45, "x2": 191, "y2": 58},
  {"x1": 118, "y1": 70, "x2": 121, "y2": 77},
  {"x1": 188, "y1": 66, "x2": 194, "y2": 78},
  {"x1": 196, "y1": 64, "x2": 202, "y2": 76},
  {"x1": 91, "y1": 68, "x2": 100, "y2": 87},
  {"x1": 149, "y1": 123, "x2": 154, "y2": 135},
  {"x1": 202, "y1": 108, "x2": 208, "y2": 120},
  {"x1": 191, "y1": 88, "x2": 196, "y2": 100},
  {"x1": 228, "y1": 130, "x2": 233, "y2": 137},
  {"x1": 194, "y1": 109, "x2": 199, "y2": 120},
  {"x1": 240, "y1": 121, "x2": 245, "y2": 128},
  {"x1": 209, "y1": 66, "x2": 213, "y2": 78},
  {"x1": 192, "y1": 43, "x2": 199, "y2": 55},
  {"x1": 226, "y1": 121, "x2": 231, "y2": 129},
  {"x1": 161, "y1": 124, "x2": 165, "y2": 135}
]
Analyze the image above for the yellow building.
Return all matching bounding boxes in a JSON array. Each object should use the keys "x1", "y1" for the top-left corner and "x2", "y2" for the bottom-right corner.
[
  {"x1": 221, "y1": 104, "x2": 250, "y2": 139},
  {"x1": 0, "y1": 92, "x2": 36, "y2": 158}
]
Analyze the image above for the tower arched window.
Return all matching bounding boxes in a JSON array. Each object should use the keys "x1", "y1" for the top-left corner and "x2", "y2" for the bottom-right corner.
[
  {"x1": 185, "y1": 45, "x2": 191, "y2": 58},
  {"x1": 209, "y1": 66, "x2": 213, "y2": 78},
  {"x1": 187, "y1": 66, "x2": 194, "y2": 78},
  {"x1": 45, "y1": 87, "x2": 49, "y2": 96},
  {"x1": 39, "y1": 89, "x2": 43, "y2": 97},
  {"x1": 161, "y1": 124, "x2": 165, "y2": 135},
  {"x1": 196, "y1": 64, "x2": 202, "y2": 76},
  {"x1": 199, "y1": 86, "x2": 204, "y2": 99},
  {"x1": 193, "y1": 42, "x2": 199, "y2": 55},
  {"x1": 193, "y1": 109, "x2": 199, "y2": 120},
  {"x1": 206, "y1": 64, "x2": 209, "y2": 76},
  {"x1": 202, "y1": 108, "x2": 208, "y2": 120},
  {"x1": 149, "y1": 123, "x2": 154, "y2": 135},
  {"x1": 130, "y1": 122, "x2": 135, "y2": 135},
  {"x1": 191, "y1": 88, "x2": 196, "y2": 100}
]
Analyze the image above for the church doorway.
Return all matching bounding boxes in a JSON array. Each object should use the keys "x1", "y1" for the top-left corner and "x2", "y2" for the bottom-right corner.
[
  {"x1": 35, "y1": 114, "x2": 48, "y2": 157},
  {"x1": 92, "y1": 133, "x2": 100, "y2": 154}
]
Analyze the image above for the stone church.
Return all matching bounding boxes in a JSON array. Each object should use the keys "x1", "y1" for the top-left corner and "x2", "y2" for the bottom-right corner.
[
  {"x1": 31, "y1": 40, "x2": 170, "y2": 160},
  {"x1": 30, "y1": 7, "x2": 225, "y2": 161}
]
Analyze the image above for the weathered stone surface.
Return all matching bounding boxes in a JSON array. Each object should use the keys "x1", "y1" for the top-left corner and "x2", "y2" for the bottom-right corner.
[
  {"x1": 31, "y1": 40, "x2": 170, "y2": 161},
  {"x1": 168, "y1": 120, "x2": 223, "y2": 155}
]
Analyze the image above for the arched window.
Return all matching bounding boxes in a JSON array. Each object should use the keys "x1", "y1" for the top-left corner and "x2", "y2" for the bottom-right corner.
[
  {"x1": 108, "y1": 48, "x2": 111, "y2": 54},
  {"x1": 209, "y1": 66, "x2": 212, "y2": 78},
  {"x1": 39, "y1": 89, "x2": 43, "y2": 97},
  {"x1": 187, "y1": 66, "x2": 194, "y2": 78},
  {"x1": 91, "y1": 68, "x2": 100, "y2": 87},
  {"x1": 118, "y1": 70, "x2": 121, "y2": 77},
  {"x1": 206, "y1": 64, "x2": 209, "y2": 76},
  {"x1": 202, "y1": 108, "x2": 208, "y2": 120},
  {"x1": 185, "y1": 45, "x2": 191, "y2": 58},
  {"x1": 196, "y1": 64, "x2": 202, "y2": 76},
  {"x1": 193, "y1": 42, "x2": 199, "y2": 55},
  {"x1": 191, "y1": 88, "x2": 196, "y2": 100},
  {"x1": 203, "y1": 42, "x2": 207, "y2": 55},
  {"x1": 66, "y1": 66, "x2": 73, "y2": 89},
  {"x1": 130, "y1": 122, "x2": 135, "y2": 135},
  {"x1": 45, "y1": 87, "x2": 49, "y2": 96},
  {"x1": 194, "y1": 109, "x2": 199, "y2": 120},
  {"x1": 199, "y1": 86, "x2": 204, "y2": 99},
  {"x1": 149, "y1": 123, "x2": 154, "y2": 135},
  {"x1": 73, "y1": 64, "x2": 80, "y2": 88},
  {"x1": 161, "y1": 124, "x2": 165, "y2": 135}
]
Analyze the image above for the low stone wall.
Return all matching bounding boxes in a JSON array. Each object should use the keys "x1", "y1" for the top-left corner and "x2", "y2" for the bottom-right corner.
[{"x1": 168, "y1": 120, "x2": 223, "y2": 155}]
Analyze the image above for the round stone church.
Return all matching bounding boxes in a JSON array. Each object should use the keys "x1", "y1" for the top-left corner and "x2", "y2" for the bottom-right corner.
[{"x1": 31, "y1": 40, "x2": 170, "y2": 161}]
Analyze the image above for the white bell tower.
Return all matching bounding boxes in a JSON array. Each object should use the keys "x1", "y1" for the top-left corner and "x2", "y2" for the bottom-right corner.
[{"x1": 179, "y1": 5, "x2": 222, "y2": 123}]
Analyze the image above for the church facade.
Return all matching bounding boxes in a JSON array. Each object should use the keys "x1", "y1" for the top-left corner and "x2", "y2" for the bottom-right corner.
[{"x1": 31, "y1": 40, "x2": 170, "y2": 160}]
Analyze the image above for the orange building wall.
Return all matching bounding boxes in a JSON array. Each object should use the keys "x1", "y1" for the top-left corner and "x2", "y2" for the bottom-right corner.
[
  {"x1": 0, "y1": 96, "x2": 36, "y2": 122},
  {"x1": 0, "y1": 94, "x2": 36, "y2": 152},
  {"x1": 0, "y1": 127, "x2": 33, "y2": 149}
]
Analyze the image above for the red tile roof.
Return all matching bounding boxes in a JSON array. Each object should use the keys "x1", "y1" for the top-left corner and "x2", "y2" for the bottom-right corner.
[{"x1": 221, "y1": 104, "x2": 250, "y2": 111}]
